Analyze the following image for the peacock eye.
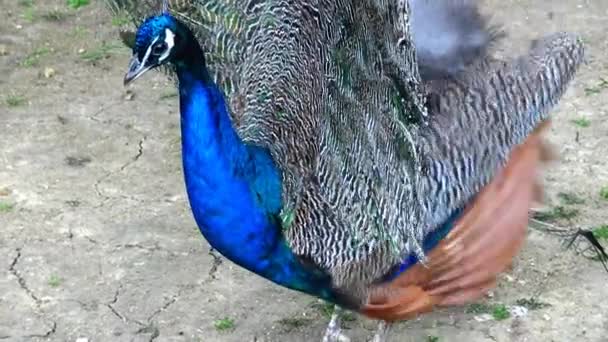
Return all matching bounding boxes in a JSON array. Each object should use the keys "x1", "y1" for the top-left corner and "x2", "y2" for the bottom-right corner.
[{"x1": 152, "y1": 42, "x2": 166, "y2": 56}]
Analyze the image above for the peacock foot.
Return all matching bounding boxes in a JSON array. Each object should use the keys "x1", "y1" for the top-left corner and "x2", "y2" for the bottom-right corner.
[
  {"x1": 368, "y1": 320, "x2": 392, "y2": 342},
  {"x1": 321, "y1": 306, "x2": 351, "y2": 342}
]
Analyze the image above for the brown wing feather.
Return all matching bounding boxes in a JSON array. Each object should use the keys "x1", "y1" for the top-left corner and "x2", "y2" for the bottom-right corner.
[{"x1": 361, "y1": 121, "x2": 551, "y2": 321}]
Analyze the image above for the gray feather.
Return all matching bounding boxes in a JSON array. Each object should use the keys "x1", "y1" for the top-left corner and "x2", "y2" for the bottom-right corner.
[
  {"x1": 410, "y1": 0, "x2": 504, "y2": 80},
  {"x1": 419, "y1": 32, "x2": 584, "y2": 231}
]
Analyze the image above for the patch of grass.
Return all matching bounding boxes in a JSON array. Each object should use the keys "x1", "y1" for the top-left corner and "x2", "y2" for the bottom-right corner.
[
  {"x1": 557, "y1": 192, "x2": 585, "y2": 205},
  {"x1": 22, "y1": 7, "x2": 36, "y2": 22},
  {"x1": 69, "y1": 26, "x2": 88, "y2": 38},
  {"x1": 600, "y1": 187, "x2": 608, "y2": 201},
  {"x1": 67, "y1": 0, "x2": 89, "y2": 9},
  {"x1": 310, "y1": 301, "x2": 335, "y2": 318},
  {"x1": 465, "y1": 302, "x2": 492, "y2": 314},
  {"x1": 308, "y1": 301, "x2": 355, "y2": 324},
  {"x1": 593, "y1": 225, "x2": 608, "y2": 240},
  {"x1": 5, "y1": 95, "x2": 26, "y2": 107},
  {"x1": 340, "y1": 310, "x2": 356, "y2": 322},
  {"x1": 571, "y1": 117, "x2": 591, "y2": 128},
  {"x1": 427, "y1": 336, "x2": 440, "y2": 342},
  {"x1": 48, "y1": 274, "x2": 62, "y2": 287},
  {"x1": 42, "y1": 9, "x2": 69, "y2": 21},
  {"x1": 80, "y1": 42, "x2": 123, "y2": 63},
  {"x1": 19, "y1": 0, "x2": 33, "y2": 7},
  {"x1": 213, "y1": 317, "x2": 235, "y2": 331},
  {"x1": 466, "y1": 303, "x2": 510, "y2": 320},
  {"x1": 491, "y1": 304, "x2": 510, "y2": 321},
  {"x1": 21, "y1": 47, "x2": 50, "y2": 67},
  {"x1": 533, "y1": 206, "x2": 579, "y2": 222},
  {"x1": 515, "y1": 298, "x2": 551, "y2": 310},
  {"x1": 0, "y1": 202, "x2": 15, "y2": 213},
  {"x1": 111, "y1": 15, "x2": 130, "y2": 26},
  {"x1": 584, "y1": 78, "x2": 608, "y2": 96},
  {"x1": 159, "y1": 91, "x2": 178, "y2": 100},
  {"x1": 276, "y1": 317, "x2": 313, "y2": 329}
]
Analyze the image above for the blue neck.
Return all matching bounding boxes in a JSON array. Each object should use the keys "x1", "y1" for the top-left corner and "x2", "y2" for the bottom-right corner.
[{"x1": 174, "y1": 44, "x2": 338, "y2": 304}]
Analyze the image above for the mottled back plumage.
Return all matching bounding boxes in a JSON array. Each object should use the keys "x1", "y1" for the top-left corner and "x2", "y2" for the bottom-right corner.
[{"x1": 106, "y1": 0, "x2": 584, "y2": 303}]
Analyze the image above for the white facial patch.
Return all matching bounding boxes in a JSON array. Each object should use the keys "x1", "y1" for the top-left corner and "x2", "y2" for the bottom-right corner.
[
  {"x1": 158, "y1": 29, "x2": 175, "y2": 63},
  {"x1": 141, "y1": 35, "x2": 160, "y2": 67}
]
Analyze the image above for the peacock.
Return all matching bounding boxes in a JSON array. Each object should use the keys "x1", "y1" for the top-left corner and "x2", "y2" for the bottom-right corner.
[{"x1": 106, "y1": 0, "x2": 585, "y2": 340}]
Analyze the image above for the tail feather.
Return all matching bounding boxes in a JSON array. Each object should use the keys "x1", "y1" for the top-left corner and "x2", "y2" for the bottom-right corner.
[
  {"x1": 410, "y1": 0, "x2": 504, "y2": 80},
  {"x1": 418, "y1": 32, "x2": 584, "y2": 236},
  {"x1": 362, "y1": 122, "x2": 550, "y2": 321}
]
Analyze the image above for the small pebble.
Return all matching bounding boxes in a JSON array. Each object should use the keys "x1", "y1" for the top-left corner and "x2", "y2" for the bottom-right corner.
[
  {"x1": 75, "y1": 338, "x2": 89, "y2": 342},
  {"x1": 0, "y1": 44, "x2": 7, "y2": 56},
  {"x1": 43, "y1": 67, "x2": 56, "y2": 78},
  {"x1": 39, "y1": 296, "x2": 54, "y2": 303},
  {"x1": 509, "y1": 305, "x2": 528, "y2": 318},
  {"x1": 474, "y1": 314, "x2": 493, "y2": 322},
  {"x1": 165, "y1": 194, "x2": 183, "y2": 202},
  {"x1": 124, "y1": 89, "x2": 135, "y2": 101},
  {"x1": 78, "y1": 48, "x2": 86, "y2": 54}
]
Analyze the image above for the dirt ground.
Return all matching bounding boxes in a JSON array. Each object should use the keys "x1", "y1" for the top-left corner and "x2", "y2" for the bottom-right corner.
[{"x1": 1, "y1": 1, "x2": 607, "y2": 341}]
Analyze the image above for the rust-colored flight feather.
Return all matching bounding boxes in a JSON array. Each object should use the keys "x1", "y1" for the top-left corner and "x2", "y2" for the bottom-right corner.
[{"x1": 362, "y1": 121, "x2": 551, "y2": 321}]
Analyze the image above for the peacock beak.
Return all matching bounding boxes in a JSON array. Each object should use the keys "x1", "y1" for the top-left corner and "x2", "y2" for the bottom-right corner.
[{"x1": 123, "y1": 54, "x2": 152, "y2": 86}]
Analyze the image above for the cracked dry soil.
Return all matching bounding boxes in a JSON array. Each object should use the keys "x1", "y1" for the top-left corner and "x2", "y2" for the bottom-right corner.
[{"x1": 1, "y1": 1, "x2": 608, "y2": 341}]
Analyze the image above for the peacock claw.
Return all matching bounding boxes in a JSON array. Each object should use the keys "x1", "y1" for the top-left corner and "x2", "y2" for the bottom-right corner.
[
  {"x1": 321, "y1": 306, "x2": 351, "y2": 342},
  {"x1": 368, "y1": 321, "x2": 392, "y2": 342}
]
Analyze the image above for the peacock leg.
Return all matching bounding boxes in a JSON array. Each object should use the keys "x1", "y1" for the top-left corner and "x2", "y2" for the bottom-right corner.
[
  {"x1": 369, "y1": 320, "x2": 392, "y2": 342},
  {"x1": 321, "y1": 305, "x2": 351, "y2": 342}
]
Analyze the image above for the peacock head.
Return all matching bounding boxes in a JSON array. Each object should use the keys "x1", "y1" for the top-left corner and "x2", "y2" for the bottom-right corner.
[{"x1": 123, "y1": 14, "x2": 190, "y2": 85}]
